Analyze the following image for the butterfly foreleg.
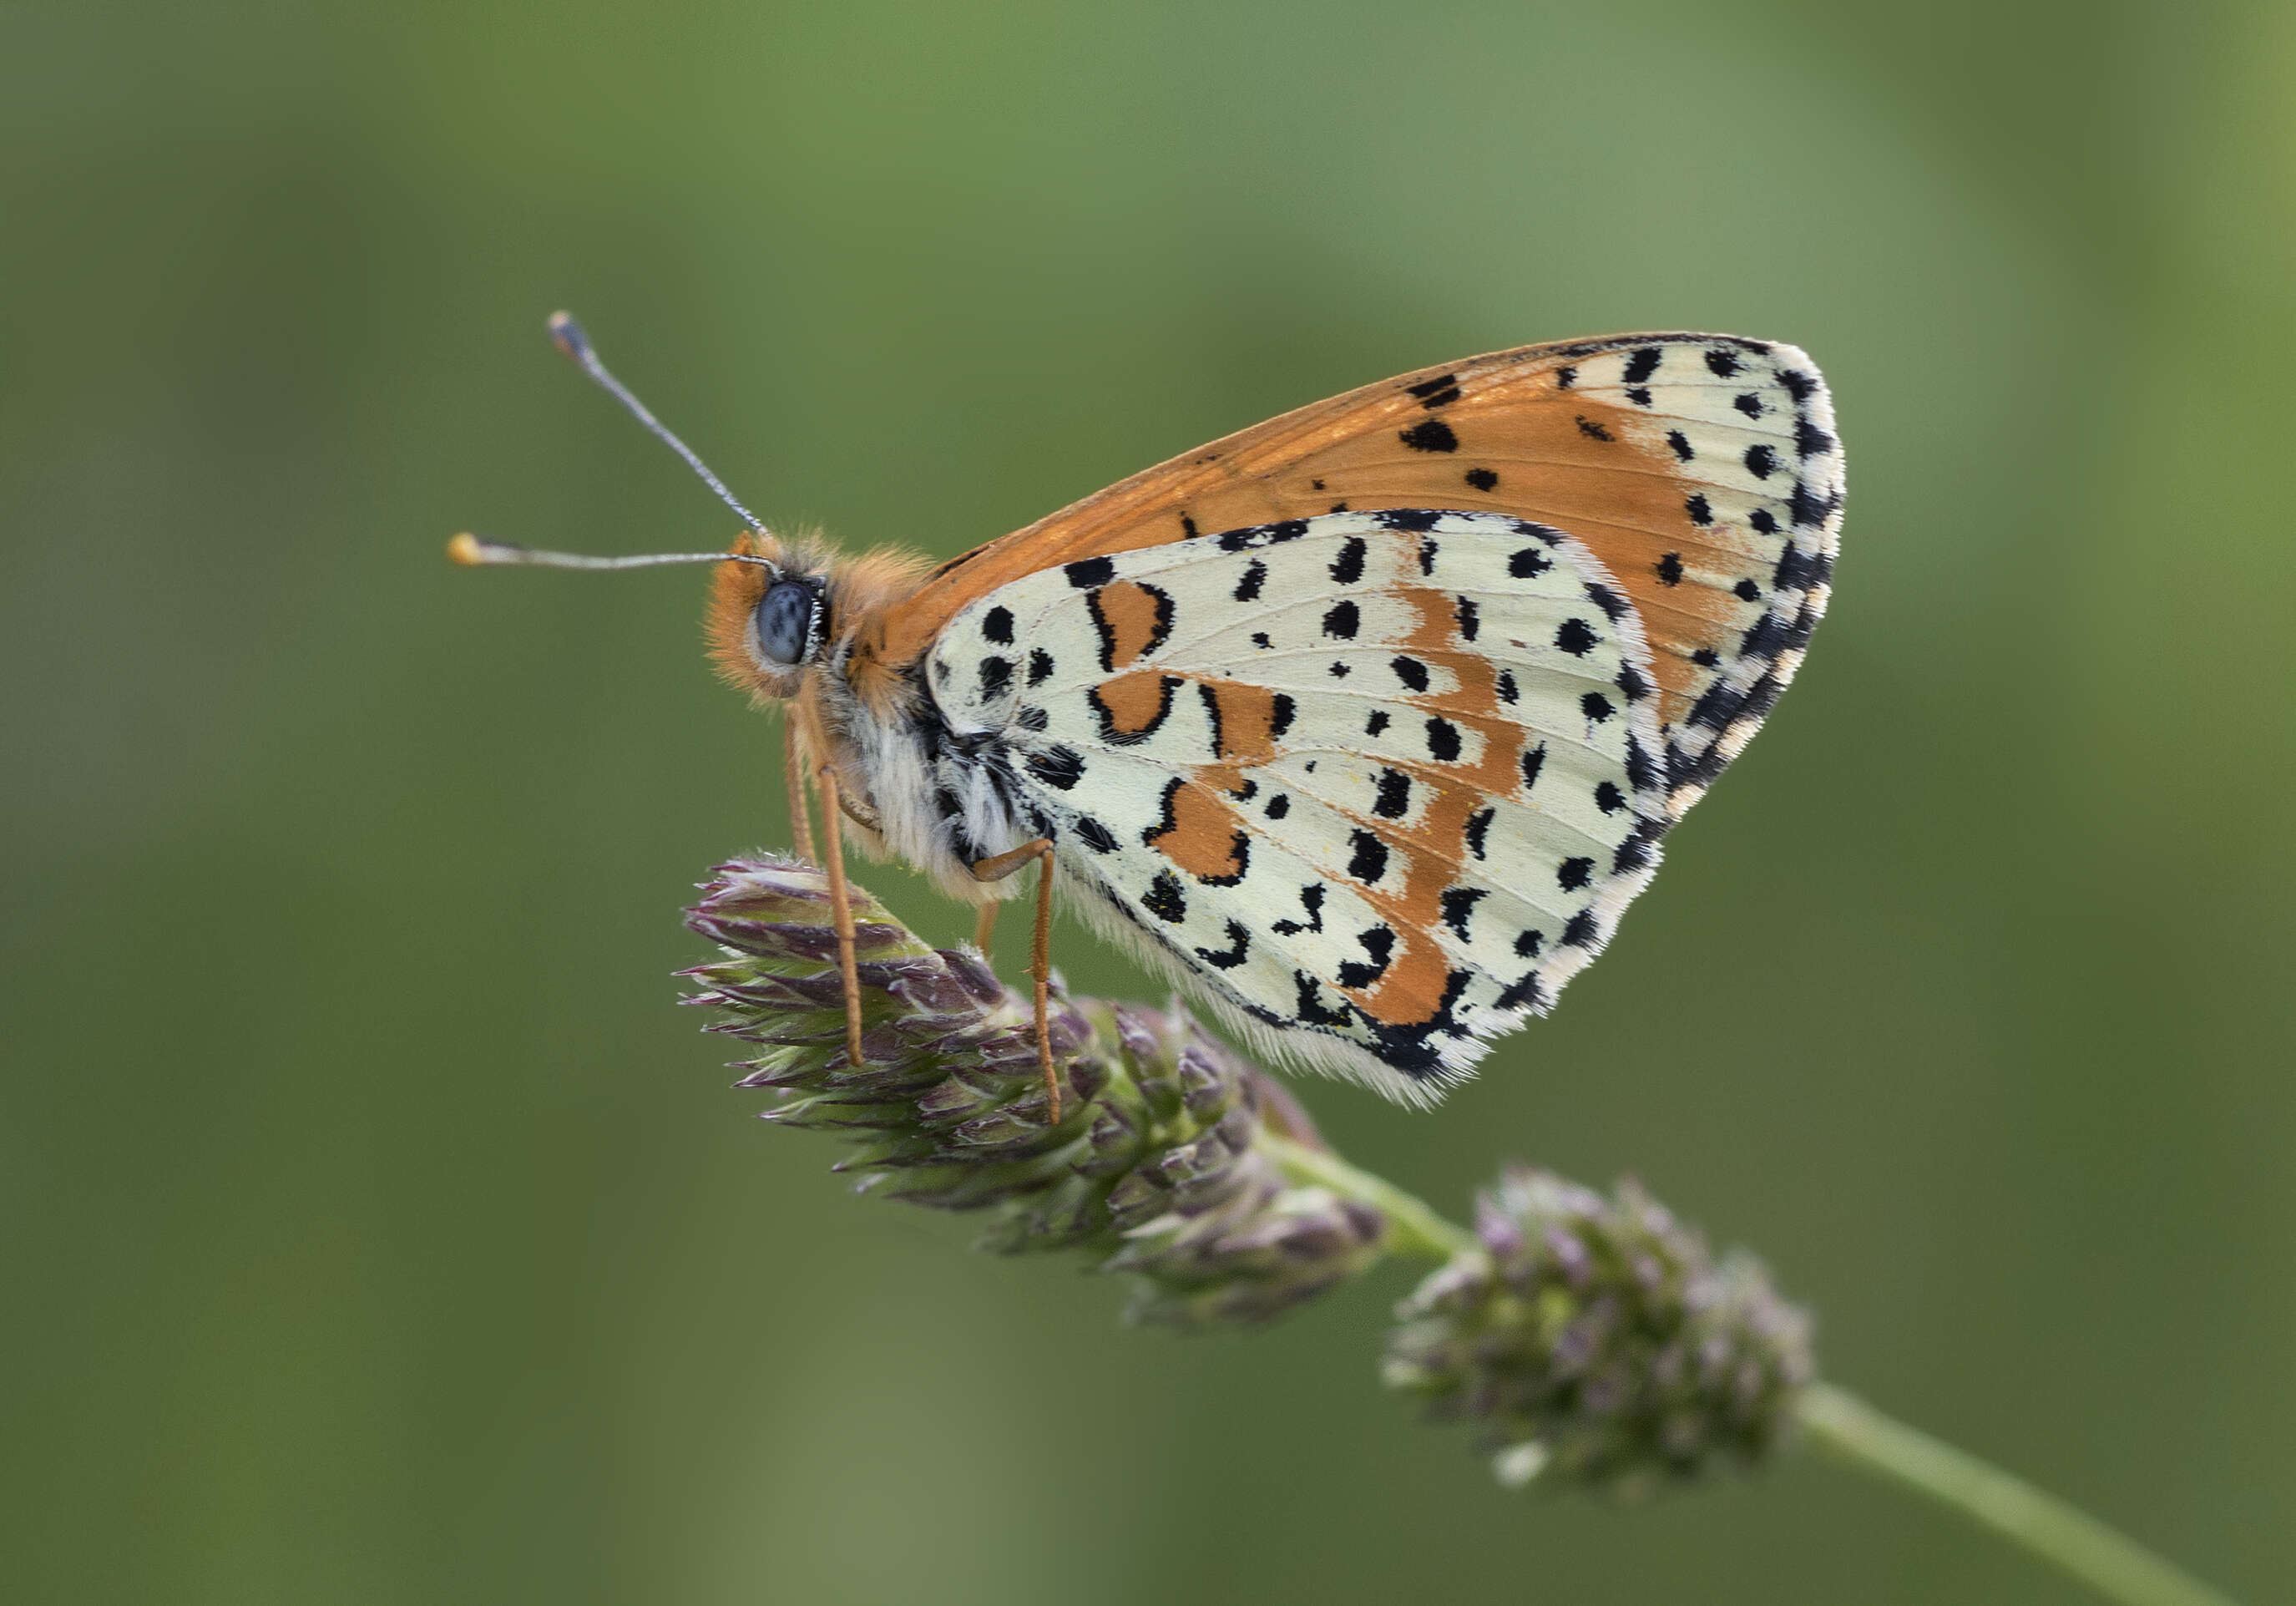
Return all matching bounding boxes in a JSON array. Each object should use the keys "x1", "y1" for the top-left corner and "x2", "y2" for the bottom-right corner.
[
  {"x1": 783, "y1": 721, "x2": 816, "y2": 863},
  {"x1": 814, "y1": 764, "x2": 867, "y2": 1068},
  {"x1": 970, "y1": 900, "x2": 999, "y2": 959},
  {"x1": 968, "y1": 838, "x2": 1063, "y2": 1123}
]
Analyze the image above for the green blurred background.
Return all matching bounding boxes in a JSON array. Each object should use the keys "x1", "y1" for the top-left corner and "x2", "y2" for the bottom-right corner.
[{"x1": 5, "y1": 1, "x2": 2289, "y2": 1601}]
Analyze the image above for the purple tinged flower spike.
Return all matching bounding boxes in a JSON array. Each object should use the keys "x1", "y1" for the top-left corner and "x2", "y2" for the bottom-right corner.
[
  {"x1": 1384, "y1": 1167, "x2": 1815, "y2": 1495},
  {"x1": 682, "y1": 854, "x2": 1388, "y2": 1328}
]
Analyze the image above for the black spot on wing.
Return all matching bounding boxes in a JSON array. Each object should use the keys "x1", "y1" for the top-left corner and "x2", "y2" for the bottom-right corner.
[
  {"x1": 1623, "y1": 347, "x2": 1662, "y2": 383},
  {"x1": 1065, "y1": 557, "x2": 1115, "y2": 588},
  {"x1": 1399, "y1": 419, "x2": 1459, "y2": 453},
  {"x1": 1406, "y1": 372, "x2": 1462, "y2": 408},
  {"x1": 983, "y1": 606, "x2": 1014, "y2": 645},
  {"x1": 1195, "y1": 921, "x2": 1251, "y2": 970},
  {"x1": 1788, "y1": 477, "x2": 1841, "y2": 529},
  {"x1": 1439, "y1": 886, "x2": 1484, "y2": 940},
  {"x1": 1378, "y1": 508, "x2": 1443, "y2": 532},
  {"x1": 1348, "y1": 829, "x2": 1389, "y2": 884},
  {"x1": 1143, "y1": 871, "x2": 1187, "y2": 923},
  {"x1": 1269, "y1": 694, "x2": 1297, "y2": 741},
  {"x1": 1624, "y1": 735, "x2": 1656, "y2": 793},
  {"x1": 1372, "y1": 768, "x2": 1412, "y2": 819},
  {"x1": 1337, "y1": 925, "x2": 1396, "y2": 989},
  {"x1": 1272, "y1": 882, "x2": 1323, "y2": 936},
  {"x1": 1464, "y1": 467, "x2": 1498, "y2": 492},
  {"x1": 1612, "y1": 817, "x2": 1665, "y2": 875},
  {"x1": 1465, "y1": 807, "x2": 1494, "y2": 859},
  {"x1": 1195, "y1": 681, "x2": 1226, "y2": 757},
  {"x1": 1494, "y1": 971, "x2": 1545, "y2": 1013},
  {"x1": 1292, "y1": 970, "x2": 1352, "y2": 1028}
]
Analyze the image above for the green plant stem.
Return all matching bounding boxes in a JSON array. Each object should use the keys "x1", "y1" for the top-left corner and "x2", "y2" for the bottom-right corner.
[
  {"x1": 1797, "y1": 1383, "x2": 2240, "y2": 1606},
  {"x1": 1263, "y1": 1148, "x2": 2242, "y2": 1606},
  {"x1": 1262, "y1": 1135, "x2": 1479, "y2": 1262}
]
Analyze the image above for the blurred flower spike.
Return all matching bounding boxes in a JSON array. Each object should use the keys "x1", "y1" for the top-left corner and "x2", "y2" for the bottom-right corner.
[
  {"x1": 681, "y1": 855, "x2": 1386, "y2": 1326},
  {"x1": 1385, "y1": 1167, "x2": 1815, "y2": 1494}
]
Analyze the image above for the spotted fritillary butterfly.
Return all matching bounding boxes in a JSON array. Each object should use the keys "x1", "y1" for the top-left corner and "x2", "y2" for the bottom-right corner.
[{"x1": 458, "y1": 322, "x2": 1843, "y2": 1112}]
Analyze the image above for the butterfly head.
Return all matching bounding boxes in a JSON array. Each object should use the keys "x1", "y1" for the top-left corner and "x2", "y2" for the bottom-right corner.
[{"x1": 705, "y1": 529, "x2": 830, "y2": 699}]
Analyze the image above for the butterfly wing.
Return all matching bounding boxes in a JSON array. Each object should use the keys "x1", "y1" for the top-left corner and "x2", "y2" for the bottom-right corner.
[
  {"x1": 925, "y1": 509, "x2": 1671, "y2": 1102},
  {"x1": 862, "y1": 331, "x2": 1841, "y2": 815}
]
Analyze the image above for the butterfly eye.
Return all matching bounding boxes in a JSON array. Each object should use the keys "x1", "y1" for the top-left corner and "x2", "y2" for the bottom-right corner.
[{"x1": 752, "y1": 580, "x2": 820, "y2": 667}]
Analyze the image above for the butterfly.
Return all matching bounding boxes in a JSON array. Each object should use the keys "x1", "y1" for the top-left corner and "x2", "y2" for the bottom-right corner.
[{"x1": 455, "y1": 316, "x2": 1842, "y2": 1118}]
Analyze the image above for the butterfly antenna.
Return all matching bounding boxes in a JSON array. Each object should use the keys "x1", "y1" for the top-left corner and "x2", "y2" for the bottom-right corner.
[
  {"x1": 546, "y1": 311, "x2": 769, "y2": 534},
  {"x1": 446, "y1": 533, "x2": 776, "y2": 572}
]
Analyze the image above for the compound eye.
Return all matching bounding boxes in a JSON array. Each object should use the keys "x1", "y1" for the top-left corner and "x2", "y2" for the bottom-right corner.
[{"x1": 752, "y1": 580, "x2": 817, "y2": 666}]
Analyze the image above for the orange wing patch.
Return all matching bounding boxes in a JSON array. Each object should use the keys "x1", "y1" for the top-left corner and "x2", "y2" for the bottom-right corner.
[
  {"x1": 1086, "y1": 580, "x2": 1175, "y2": 671},
  {"x1": 1144, "y1": 779, "x2": 1251, "y2": 884}
]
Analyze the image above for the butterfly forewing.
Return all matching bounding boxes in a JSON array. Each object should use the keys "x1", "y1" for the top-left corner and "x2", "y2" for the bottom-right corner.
[
  {"x1": 927, "y1": 510, "x2": 1670, "y2": 1101},
  {"x1": 869, "y1": 331, "x2": 1840, "y2": 818}
]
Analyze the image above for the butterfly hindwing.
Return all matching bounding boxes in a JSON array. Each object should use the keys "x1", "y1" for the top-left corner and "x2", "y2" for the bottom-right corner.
[{"x1": 927, "y1": 509, "x2": 1669, "y2": 1101}]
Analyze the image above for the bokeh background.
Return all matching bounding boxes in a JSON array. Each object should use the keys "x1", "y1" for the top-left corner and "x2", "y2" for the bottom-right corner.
[{"x1": 5, "y1": 2, "x2": 2291, "y2": 1601}]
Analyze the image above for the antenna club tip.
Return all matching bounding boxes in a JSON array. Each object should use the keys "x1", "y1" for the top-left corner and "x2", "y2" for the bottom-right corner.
[
  {"x1": 547, "y1": 310, "x2": 591, "y2": 362},
  {"x1": 447, "y1": 532, "x2": 491, "y2": 565}
]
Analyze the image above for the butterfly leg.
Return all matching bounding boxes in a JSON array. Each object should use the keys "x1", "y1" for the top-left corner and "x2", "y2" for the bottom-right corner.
[
  {"x1": 814, "y1": 765, "x2": 866, "y2": 1068},
  {"x1": 968, "y1": 838, "x2": 1061, "y2": 1123},
  {"x1": 971, "y1": 900, "x2": 999, "y2": 958},
  {"x1": 784, "y1": 720, "x2": 816, "y2": 863}
]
